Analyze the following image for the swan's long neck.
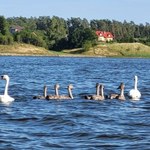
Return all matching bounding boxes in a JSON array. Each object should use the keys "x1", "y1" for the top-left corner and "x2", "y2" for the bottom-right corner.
[
  {"x1": 68, "y1": 88, "x2": 73, "y2": 99},
  {"x1": 100, "y1": 87, "x2": 104, "y2": 97},
  {"x1": 43, "y1": 86, "x2": 47, "y2": 97},
  {"x1": 96, "y1": 85, "x2": 100, "y2": 96},
  {"x1": 55, "y1": 87, "x2": 59, "y2": 96},
  {"x1": 4, "y1": 78, "x2": 9, "y2": 95},
  {"x1": 120, "y1": 88, "x2": 124, "y2": 96},
  {"x1": 134, "y1": 78, "x2": 138, "y2": 90}
]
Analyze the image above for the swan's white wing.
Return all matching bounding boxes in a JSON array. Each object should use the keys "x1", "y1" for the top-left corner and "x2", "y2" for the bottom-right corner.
[
  {"x1": 0, "y1": 95, "x2": 15, "y2": 103},
  {"x1": 128, "y1": 89, "x2": 141, "y2": 100}
]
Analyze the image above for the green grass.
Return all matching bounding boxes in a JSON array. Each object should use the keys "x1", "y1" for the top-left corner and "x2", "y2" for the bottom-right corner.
[
  {"x1": 0, "y1": 43, "x2": 56, "y2": 56},
  {"x1": 107, "y1": 43, "x2": 150, "y2": 57},
  {"x1": 0, "y1": 42, "x2": 150, "y2": 58}
]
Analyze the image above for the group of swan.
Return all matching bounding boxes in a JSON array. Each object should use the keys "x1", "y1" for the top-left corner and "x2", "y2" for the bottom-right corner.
[
  {"x1": 0, "y1": 75, "x2": 141, "y2": 104},
  {"x1": 84, "y1": 82, "x2": 126, "y2": 101},
  {"x1": 33, "y1": 84, "x2": 74, "y2": 100},
  {"x1": 86, "y1": 76, "x2": 141, "y2": 101},
  {"x1": 33, "y1": 75, "x2": 141, "y2": 101}
]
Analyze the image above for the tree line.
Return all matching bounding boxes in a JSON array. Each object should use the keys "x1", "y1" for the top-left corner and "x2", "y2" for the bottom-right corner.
[{"x1": 0, "y1": 15, "x2": 150, "y2": 51}]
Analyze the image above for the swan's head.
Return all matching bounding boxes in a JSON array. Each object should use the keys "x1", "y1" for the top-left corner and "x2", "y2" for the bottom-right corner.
[
  {"x1": 68, "y1": 84, "x2": 73, "y2": 90},
  {"x1": 100, "y1": 84, "x2": 104, "y2": 89},
  {"x1": 134, "y1": 75, "x2": 138, "y2": 81},
  {"x1": 118, "y1": 83, "x2": 125, "y2": 89},
  {"x1": 44, "y1": 85, "x2": 47, "y2": 90},
  {"x1": 96, "y1": 83, "x2": 100, "y2": 88},
  {"x1": 1, "y1": 75, "x2": 9, "y2": 80},
  {"x1": 55, "y1": 83, "x2": 60, "y2": 89}
]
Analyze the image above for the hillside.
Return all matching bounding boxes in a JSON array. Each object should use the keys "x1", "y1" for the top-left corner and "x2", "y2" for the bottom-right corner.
[
  {"x1": 0, "y1": 43, "x2": 57, "y2": 56},
  {"x1": 62, "y1": 43, "x2": 150, "y2": 58},
  {"x1": 0, "y1": 43, "x2": 150, "y2": 58}
]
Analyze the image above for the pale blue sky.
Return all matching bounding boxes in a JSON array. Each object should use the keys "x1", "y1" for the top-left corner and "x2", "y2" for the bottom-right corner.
[{"x1": 0, "y1": 0, "x2": 149, "y2": 24}]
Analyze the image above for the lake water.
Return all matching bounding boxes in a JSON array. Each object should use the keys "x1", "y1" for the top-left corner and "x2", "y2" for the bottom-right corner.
[{"x1": 0, "y1": 56, "x2": 149, "y2": 149}]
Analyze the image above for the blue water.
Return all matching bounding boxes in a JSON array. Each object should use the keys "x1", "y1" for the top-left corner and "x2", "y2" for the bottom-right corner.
[{"x1": 0, "y1": 56, "x2": 149, "y2": 149}]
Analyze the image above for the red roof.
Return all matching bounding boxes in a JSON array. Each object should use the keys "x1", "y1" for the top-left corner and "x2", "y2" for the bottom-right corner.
[{"x1": 96, "y1": 31, "x2": 113, "y2": 38}]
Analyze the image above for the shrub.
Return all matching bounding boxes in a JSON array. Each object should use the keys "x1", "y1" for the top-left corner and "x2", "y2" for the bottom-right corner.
[{"x1": 82, "y1": 40, "x2": 92, "y2": 51}]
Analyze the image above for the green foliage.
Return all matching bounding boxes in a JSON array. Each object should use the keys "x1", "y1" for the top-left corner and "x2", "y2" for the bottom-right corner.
[
  {"x1": 18, "y1": 30, "x2": 47, "y2": 48},
  {"x1": 0, "y1": 16, "x2": 8, "y2": 35},
  {"x1": 0, "y1": 34, "x2": 13, "y2": 45},
  {"x1": 90, "y1": 19, "x2": 150, "y2": 43},
  {"x1": 0, "y1": 15, "x2": 149, "y2": 51},
  {"x1": 0, "y1": 16, "x2": 13, "y2": 45},
  {"x1": 67, "y1": 18, "x2": 97, "y2": 49},
  {"x1": 82, "y1": 40, "x2": 93, "y2": 51},
  {"x1": 46, "y1": 16, "x2": 68, "y2": 50}
]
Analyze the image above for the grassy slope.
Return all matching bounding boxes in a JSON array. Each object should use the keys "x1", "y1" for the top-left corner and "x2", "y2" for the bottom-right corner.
[
  {"x1": 0, "y1": 42, "x2": 150, "y2": 57},
  {"x1": 62, "y1": 43, "x2": 150, "y2": 58},
  {"x1": 0, "y1": 43, "x2": 57, "y2": 56}
]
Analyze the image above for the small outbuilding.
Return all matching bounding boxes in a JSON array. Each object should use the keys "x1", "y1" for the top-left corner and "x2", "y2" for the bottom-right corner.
[{"x1": 10, "y1": 25, "x2": 24, "y2": 34}]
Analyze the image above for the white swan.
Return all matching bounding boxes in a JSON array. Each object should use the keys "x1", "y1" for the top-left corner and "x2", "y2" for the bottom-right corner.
[
  {"x1": 0, "y1": 75, "x2": 15, "y2": 103},
  {"x1": 128, "y1": 75, "x2": 141, "y2": 100}
]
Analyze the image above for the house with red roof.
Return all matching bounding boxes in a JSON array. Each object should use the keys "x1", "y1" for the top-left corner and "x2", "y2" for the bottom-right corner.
[{"x1": 96, "y1": 31, "x2": 114, "y2": 42}]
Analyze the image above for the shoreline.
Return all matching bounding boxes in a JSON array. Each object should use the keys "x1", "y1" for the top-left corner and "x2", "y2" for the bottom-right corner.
[
  {"x1": 0, "y1": 53, "x2": 149, "y2": 59},
  {"x1": 0, "y1": 53, "x2": 106, "y2": 58}
]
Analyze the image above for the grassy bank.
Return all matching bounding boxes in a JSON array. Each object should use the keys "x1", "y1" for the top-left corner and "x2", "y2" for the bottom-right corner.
[
  {"x1": 0, "y1": 43, "x2": 57, "y2": 56},
  {"x1": 0, "y1": 42, "x2": 150, "y2": 58},
  {"x1": 62, "y1": 42, "x2": 150, "y2": 58}
]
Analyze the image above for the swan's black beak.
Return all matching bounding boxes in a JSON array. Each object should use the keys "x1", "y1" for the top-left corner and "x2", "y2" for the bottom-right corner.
[
  {"x1": 1, "y1": 76, "x2": 4, "y2": 79},
  {"x1": 117, "y1": 84, "x2": 122, "y2": 89},
  {"x1": 117, "y1": 83, "x2": 124, "y2": 89},
  {"x1": 117, "y1": 85, "x2": 121, "y2": 89}
]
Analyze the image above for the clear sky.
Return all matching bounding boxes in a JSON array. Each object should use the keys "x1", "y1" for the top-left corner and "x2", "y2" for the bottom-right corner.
[{"x1": 0, "y1": 0, "x2": 149, "y2": 24}]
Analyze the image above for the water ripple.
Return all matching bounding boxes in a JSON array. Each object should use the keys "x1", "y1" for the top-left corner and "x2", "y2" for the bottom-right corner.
[{"x1": 0, "y1": 57, "x2": 150, "y2": 149}]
